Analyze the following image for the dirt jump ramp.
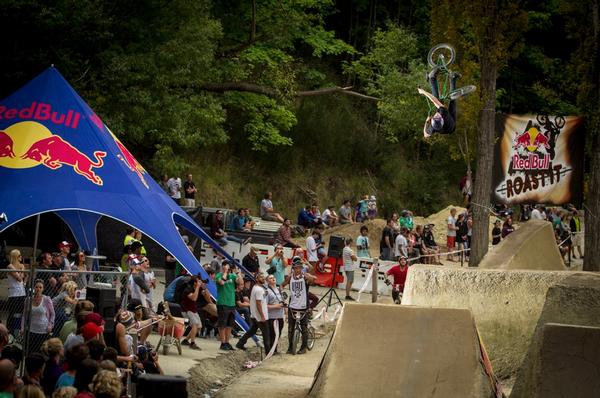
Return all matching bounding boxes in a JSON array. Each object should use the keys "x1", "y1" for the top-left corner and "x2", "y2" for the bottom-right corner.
[
  {"x1": 511, "y1": 274, "x2": 600, "y2": 397},
  {"x1": 402, "y1": 266, "x2": 600, "y2": 379},
  {"x1": 511, "y1": 323, "x2": 600, "y2": 398},
  {"x1": 479, "y1": 220, "x2": 565, "y2": 270},
  {"x1": 309, "y1": 303, "x2": 497, "y2": 398}
]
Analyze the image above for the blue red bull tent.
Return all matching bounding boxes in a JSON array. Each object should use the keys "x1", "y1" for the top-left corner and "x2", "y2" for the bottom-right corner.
[{"x1": 0, "y1": 67, "x2": 250, "y2": 330}]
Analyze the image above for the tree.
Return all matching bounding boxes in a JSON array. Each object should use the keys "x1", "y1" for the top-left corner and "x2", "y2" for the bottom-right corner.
[
  {"x1": 439, "y1": 0, "x2": 527, "y2": 267},
  {"x1": 560, "y1": 0, "x2": 600, "y2": 271}
]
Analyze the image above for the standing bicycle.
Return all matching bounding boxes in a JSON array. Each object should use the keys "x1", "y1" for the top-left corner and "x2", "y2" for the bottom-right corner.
[{"x1": 281, "y1": 256, "x2": 316, "y2": 355}]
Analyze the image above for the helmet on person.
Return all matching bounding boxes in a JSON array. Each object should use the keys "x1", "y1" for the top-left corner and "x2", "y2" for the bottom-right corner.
[{"x1": 431, "y1": 112, "x2": 444, "y2": 131}]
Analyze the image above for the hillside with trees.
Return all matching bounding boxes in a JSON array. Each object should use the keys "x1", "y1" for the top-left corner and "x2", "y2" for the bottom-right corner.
[{"x1": 1, "y1": 0, "x2": 598, "y2": 268}]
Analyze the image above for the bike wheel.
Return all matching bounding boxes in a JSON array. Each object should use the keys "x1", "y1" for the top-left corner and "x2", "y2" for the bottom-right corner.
[
  {"x1": 307, "y1": 326, "x2": 316, "y2": 351},
  {"x1": 291, "y1": 328, "x2": 301, "y2": 355},
  {"x1": 427, "y1": 43, "x2": 456, "y2": 68}
]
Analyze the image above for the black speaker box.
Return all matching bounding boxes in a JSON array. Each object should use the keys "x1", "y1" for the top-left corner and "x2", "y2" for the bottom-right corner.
[
  {"x1": 327, "y1": 235, "x2": 345, "y2": 258},
  {"x1": 85, "y1": 286, "x2": 117, "y2": 328},
  {"x1": 137, "y1": 374, "x2": 187, "y2": 398}
]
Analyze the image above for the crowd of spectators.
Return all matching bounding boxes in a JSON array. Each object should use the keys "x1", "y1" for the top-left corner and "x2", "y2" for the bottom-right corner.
[{"x1": 0, "y1": 236, "x2": 167, "y2": 398}]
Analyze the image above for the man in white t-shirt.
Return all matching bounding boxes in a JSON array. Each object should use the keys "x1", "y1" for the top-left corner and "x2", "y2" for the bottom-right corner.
[
  {"x1": 167, "y1": 176, "x2": 182, "y2": 205},
  {"x1": 530, "y1": 205, "x2": 546, "y2": 220},
  {"x1": 236, "y1": 272, "x2": 271, "y2": 352},
  {"x1": 342, "y1": 237, "x2": 358, "y2": 301},
  {"x1": 321, "y1": 206, "x2": 339, "y2": 227},
  {"x1": 394, "y1": 228, "x2": 409, "y2": 260},
  {"x1": 447, "y1": 208, "x2": 458, "y2": 261},
  {"x1": 306, "y1": 230, "x2": 321, "y2": 272}
]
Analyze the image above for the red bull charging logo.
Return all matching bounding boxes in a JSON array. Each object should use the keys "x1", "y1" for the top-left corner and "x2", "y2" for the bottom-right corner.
[{"x1": 0, "y1": 121, "x2": 106, "y2": 185}]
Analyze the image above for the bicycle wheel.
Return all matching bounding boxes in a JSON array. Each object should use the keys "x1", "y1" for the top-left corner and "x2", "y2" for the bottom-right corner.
[
  {"x1": 307, "y1": 326, "x2": 316, "y2": 351},
  {"x1": 448, "y1": 84, "x2": 476, "y2": 100},
  {"x1": 291, "y1": 327, "x2": 301, "y2": 355},
  {"x1": 427, "y1": 43, "x2": 456, "y2": 68}
]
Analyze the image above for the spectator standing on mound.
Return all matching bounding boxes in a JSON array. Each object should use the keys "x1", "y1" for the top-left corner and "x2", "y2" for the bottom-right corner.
[
  {"x1": 236, "y1": 272, "x2": 270, "y2": 352},
  {"x1": 183, "y1": 173, "x2": 198, "y2": 207},
  {"x1": 260, "y1": 192, "x2": 284, "y2": 223},
  {"x1": 216, "y1": 263, "x2": 243, "y2": 351},
  {"x1": 446, "y1": 208, "x2": 458, "y2": 261},
  {"x1": 380, "y1": 219, "x2": 395, "y2": 261},
  {"x1": 306, "y1": 230, "x2": 321, "y2": 272},
  {"x1": 356, "y1": 226, "x2": 371, "y2": 258},
  {"x1": 342, "y1": 237, "x2": 357, "y2": 301},
  {"x1": 394, "y1": 228, "x2": 409, "y2": 260},
  {"x1": 167, "y1": 175, "x2": 182, "y2": 205}
]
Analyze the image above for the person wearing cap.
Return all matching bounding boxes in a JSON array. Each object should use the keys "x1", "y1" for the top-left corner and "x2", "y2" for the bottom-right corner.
[
  {"x1": 127, "y1": 258, "x2": 151, "y2": 332},
  {"x1": 342, "y1": 237, "x2": 358, "y2": 301},
  {"x1": 386, "y1": 257, "x2": 409, "y2": 304},
  {"x1": 180, "y1": 277, "x2": 203, "y2": 350},
  {"x1": 58, "y1": 241, "x2": 72, "y2": 270},
  {"x1": 216, "y1": 262, "x2": 243, "y2": 351},
  {"x1": 235, "y1": 272, "x2": 270, "y2": 352},
  {"x1": 127, "y1": 299, "x2": 152, "y2": 344},
  {"x1": 281, "y1": 256, "x2": 316, "y2": 354},
  {"x1": 241, "y1": 247, "x2": 260, "y2": 276},
  {"x1": 80, "y1": 322, "x2": 103, "y2": 343}
]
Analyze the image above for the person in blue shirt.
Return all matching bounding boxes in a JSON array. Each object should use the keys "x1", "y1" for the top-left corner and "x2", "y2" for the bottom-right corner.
[
  {"x1": 356, "y1": 226, "x2": 371, "y2": 258},
  {"x1": 297, "y1": 206, "x2": 318, "y2": 228}
]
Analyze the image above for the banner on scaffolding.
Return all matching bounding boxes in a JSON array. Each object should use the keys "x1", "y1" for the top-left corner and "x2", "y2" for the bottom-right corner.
[{"x1": 492, "y1": 114, "x2": 585, "y2": 205}]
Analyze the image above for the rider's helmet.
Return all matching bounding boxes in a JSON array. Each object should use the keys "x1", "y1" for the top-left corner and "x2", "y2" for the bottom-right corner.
[{"x1": 431, "y1": 112, "x2": 444, "y2": 131}]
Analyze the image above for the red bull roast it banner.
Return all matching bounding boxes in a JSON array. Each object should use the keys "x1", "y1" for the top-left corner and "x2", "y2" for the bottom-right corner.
[{"x1": 492, "y1": 114, "x2": 585, "y2": 205}]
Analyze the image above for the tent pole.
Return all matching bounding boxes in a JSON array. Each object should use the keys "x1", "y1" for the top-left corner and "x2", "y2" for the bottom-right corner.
[{"x1": 32, "y1": 214, "x2": 40, "y2": 265}]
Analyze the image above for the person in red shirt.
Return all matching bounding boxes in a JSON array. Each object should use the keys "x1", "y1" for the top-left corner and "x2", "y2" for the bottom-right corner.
[{"x1": 386, "y1": 257, "x2": 409, "y2": 304}]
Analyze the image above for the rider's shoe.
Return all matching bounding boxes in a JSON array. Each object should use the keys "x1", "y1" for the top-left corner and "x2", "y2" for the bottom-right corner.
[
  {"x1": 235, "y1": 342, "x2": 246, "y2": 351},
  {"x1": 297, "y1": 347, "x2": 307, "y2": 355},
  {"x1": 286, "y1": 348, "x2": 294, "y2": 355},
  {"x1": 450, "y1": 71, "x2": 462, "y2": 80},
  {"x1": 345, "y1": 296, "x2": 355, "y2": 301}
]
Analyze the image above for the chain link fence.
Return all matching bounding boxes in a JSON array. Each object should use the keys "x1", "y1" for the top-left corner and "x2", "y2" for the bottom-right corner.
[{"x1": 0, "y1": 267, "x2": 128, "y2": 369}]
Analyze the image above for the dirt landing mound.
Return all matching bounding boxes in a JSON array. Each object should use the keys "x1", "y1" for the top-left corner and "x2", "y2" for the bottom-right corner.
[
  {"x1": 479, "y1": 220, "x2": 565, "y2": 270},
  {"x1": 309, "y1": 303, "x2": 495, "y2": 398}
]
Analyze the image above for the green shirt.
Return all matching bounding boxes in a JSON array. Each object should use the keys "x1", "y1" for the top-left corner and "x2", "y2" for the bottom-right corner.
[{"x1": 216, "y1": 272, "x2": 238, "y2": 307}]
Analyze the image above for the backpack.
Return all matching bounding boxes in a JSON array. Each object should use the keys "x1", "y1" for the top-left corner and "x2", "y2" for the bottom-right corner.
[{"x1": 173, "y1": 276, "x2": 192, "y2": 304}]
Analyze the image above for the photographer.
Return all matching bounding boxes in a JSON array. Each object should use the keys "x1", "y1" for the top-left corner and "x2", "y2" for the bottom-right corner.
[
  {"x1": 216, "y1": 263, "x2": 243, "y2": 351},
  {"x1": 265, "y1": 274, "x2": 285, "y2": 354},
  {"x1": 265, "y1": 245, "x2": 288, "y2": 286},
  {"x1": 180, "y1": 276, "x2": 203, "y2": 350},
  {"x1": 137, "y1": 345, "x2": 163, "y2": 375}
]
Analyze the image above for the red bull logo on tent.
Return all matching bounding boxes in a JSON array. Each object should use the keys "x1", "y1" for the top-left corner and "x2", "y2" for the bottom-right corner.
[
  {"x1": 106, "y1": 127, "x2": 149, "y2": 189},
  {"x1": 492, "y1": 114, "x2": 584, "y2": 205},
  {"x1": 0, "y1": 121, "x2": 106, "y2": 185}
]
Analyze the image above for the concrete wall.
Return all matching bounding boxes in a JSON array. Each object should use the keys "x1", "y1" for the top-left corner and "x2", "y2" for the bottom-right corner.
[
  {"x1": 511, "y1": 274, "x2": 600, "y2": 397},
  {"x1": 402, "y1": 265, "x2": 600, "y2": 379}
]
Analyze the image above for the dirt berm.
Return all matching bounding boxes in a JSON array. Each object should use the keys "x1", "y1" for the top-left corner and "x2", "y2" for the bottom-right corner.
[
  {"x1": 511, "y1": 274, "x2": 600, "y2": 397},
  {"x1": 402, "y1": 265, "x2": 599, "y2": 379},
  {"x1": 479, "y1": 219, "x2": 565, "y2": 270},
  {"x1": 309, "y1": 303, "x2": 495, "y2": 398}
]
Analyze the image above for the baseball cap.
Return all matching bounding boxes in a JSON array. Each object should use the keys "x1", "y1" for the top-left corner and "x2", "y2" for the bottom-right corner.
[
  {"x1": 292, "y1": 256, "x2": 303, "y2": 267},
  {"x1": 127, "y1": 299, "x2": 143, "y2": 312},
  {"x1": 81, "y1": 322, "x2": 103, "y2": 340},
  {"x1": 58, "y1": 241, "x2": 71, "y2": 249},
  {"x1": 84, "y1": 312, "x2": 105, "y2": 327}
]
